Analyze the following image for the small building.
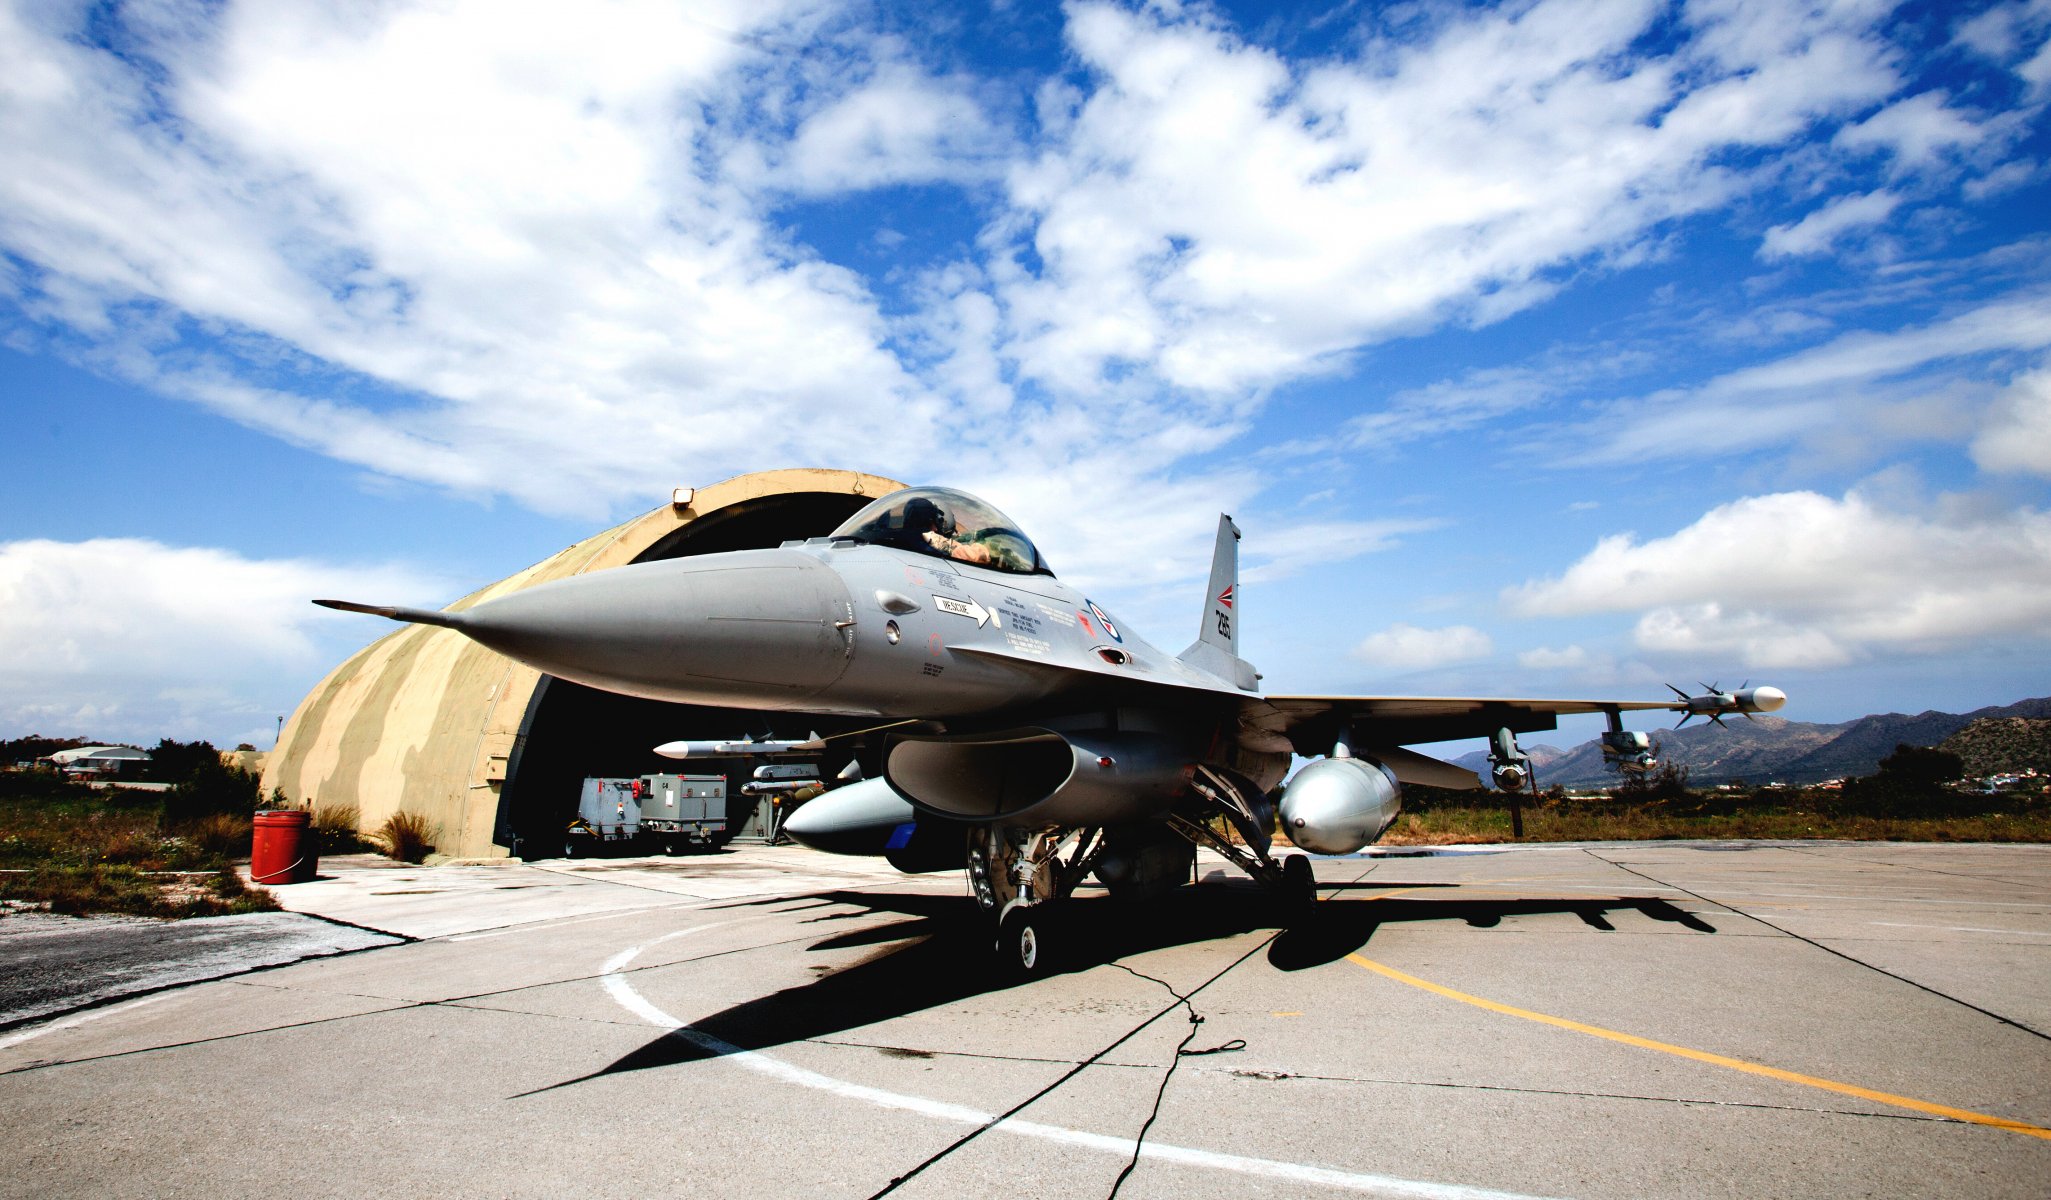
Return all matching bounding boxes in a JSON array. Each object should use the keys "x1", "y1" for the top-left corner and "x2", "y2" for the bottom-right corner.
[{"x1": 43, "y1": 745, "x2": 152, "y2": 778}]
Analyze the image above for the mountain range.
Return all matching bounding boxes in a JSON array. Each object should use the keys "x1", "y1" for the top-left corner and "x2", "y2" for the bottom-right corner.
[{"x1": 1448, "y1": 696, "x2": 2051, "y2": 788}]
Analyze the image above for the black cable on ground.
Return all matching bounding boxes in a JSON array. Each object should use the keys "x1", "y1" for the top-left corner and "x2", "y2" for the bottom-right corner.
[
  {"x1": 1102, "y1": 966, "x2": 1246, "y2": 1199},
  {"x1": 1102, "y1": 856, "x2": 1368, "y2": 1198},
  {"x1": 862, "y1": 930, "x2": 1274, "y2": 1200}
]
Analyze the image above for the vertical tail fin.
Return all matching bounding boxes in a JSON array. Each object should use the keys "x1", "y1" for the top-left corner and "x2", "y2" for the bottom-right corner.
[
  {"x1": 1177, "y1": 514, "x2": 1258, "y2": 690},
  {"x1": 1201, "y1": 514, "x2": 1239, "y2": 656}
]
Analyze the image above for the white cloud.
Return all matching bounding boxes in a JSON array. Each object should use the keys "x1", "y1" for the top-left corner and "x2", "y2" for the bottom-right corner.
[
  {"x1": 1833, "y1": 92, "x2": 1999, "y2": 173},
  {"x1": 1517, "y1": 644, "x2": 1594, "y2": 671},
  {"x1": 1972, "y1": 365, "x2": 2051, "y2": 476},
  {"x1": 2024, "y1": 36, "x2": 2051, "y2": 98},
  {"x1": 0, "y1": 0, "x2": 1960, "y2": 527},
  {"x1": 1954, "y1": 0, "x2": 2051, "y2": 61},
  {"x1": 772, "y1": 61, "x2": 1006, "y2": 193},
  {"x1": 1955, "y1": 0, "x2": 2051, "y2": 98},
  {"x1": 1759, "y1": 189, "x2": 1901, "y2": 259},
  {"x1": 0, "y1": 538, "x2": 449, "y2": 744},
  {"x1": 1353, "y1": 623, "x2": 1495, "y2": 673},
  {"x1": 1508, "y1": 490, "x2": 2051, "y2": 668},
  {"x1": 1240, "y1": 517, "x2": 1442, "y2": 585},
  {"x1": 1555, "y1": 289, "x2": 2051, "y2": 466},
  {"x1": 0, "y1": 0, "x2": 942, "y2": 519},
  {"x1": 988, "y1": 0, "x2": 1902, "y2": 396}
]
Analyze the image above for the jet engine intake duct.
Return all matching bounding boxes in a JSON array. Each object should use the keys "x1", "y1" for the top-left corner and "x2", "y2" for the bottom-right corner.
[
  {"x1": 1279, "y1": 756, "x2": 1402, "y2": 855},
  {"x1": 884, "y1": 728, "x2": 1189, "y2": 826}
]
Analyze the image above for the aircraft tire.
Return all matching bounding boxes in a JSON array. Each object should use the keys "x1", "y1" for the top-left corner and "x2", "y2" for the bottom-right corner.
[
  {"x1": 997, "y1": 907, "x2": 1057, "y2": 979},
  {"x1": 1281, "y1": 854, "x2": 1317, "y2": 915}
]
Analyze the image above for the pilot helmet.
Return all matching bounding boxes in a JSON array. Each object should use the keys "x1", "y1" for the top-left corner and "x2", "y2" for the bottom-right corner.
[{"x1": 902, "y1": 496, "x2": 948, "y2": 534}]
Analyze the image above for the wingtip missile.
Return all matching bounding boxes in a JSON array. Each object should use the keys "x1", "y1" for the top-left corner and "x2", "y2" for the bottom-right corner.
[{"x1": 1668, "y1": 682, "x2": 1787, "y2": 726}]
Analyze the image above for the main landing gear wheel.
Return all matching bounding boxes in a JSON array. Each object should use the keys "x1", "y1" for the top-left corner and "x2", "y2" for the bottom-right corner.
[
  {"x1": 1280, "y1": 853, "x2": 1317, "y2": 916},
  {"x1": 998, "y1": 907, "x2": 1056, "y2": 979}
]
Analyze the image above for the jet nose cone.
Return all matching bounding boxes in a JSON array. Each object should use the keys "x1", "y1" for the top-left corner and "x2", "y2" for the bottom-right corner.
[{"x1": 454, "y1": 549, "x2": 854, "y2": 706}]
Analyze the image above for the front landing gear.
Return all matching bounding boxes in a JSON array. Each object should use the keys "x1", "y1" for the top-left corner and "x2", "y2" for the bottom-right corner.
[
  {"x1": 998, "y1": 905, "x2": 1053, "y2": 976},
  {"x1": 969, "y1": 826, "x2": 1103, "y2": 979}
]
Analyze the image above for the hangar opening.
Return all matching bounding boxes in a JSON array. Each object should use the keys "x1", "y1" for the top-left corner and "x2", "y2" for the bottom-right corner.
[{"x1": 494, "y1": 490, "x2": 879, "y2": 858}]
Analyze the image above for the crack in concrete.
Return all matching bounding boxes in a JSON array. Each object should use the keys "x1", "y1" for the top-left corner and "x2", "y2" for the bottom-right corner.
[
  {"x1": 1188, "y1": 1062, "x2": 1982, "y2": 1123},
  {"x1": 1777, "y1": 844, "x2": 2051, "y2": 892},
  {"x1": 0, "y1": 909, "x2": 899, "y2": 1074},
  {"x1": 862, "y1": 920, "x2": 1295, "y2": 1199},
  {"x1": 1584, "y1": 848, "x2": 2051, "y2": 1043}
]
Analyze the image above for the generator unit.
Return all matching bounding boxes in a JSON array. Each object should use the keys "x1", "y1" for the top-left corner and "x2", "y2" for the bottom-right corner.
[
  {"x1": 568, "y1": 773, "x2": 728, "y2": 857},
  {"x1": 633, "y1": 773, "x2": 729, "y2": 854}
]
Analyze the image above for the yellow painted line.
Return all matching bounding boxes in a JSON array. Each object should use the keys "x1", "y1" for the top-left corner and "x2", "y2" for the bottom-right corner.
[
  {"x1": 1271, "y1": 1011, "x2": 1303, "y2": 1017},
  {"x1": 1346, "y1": 954, "x2": 2051, "y2": 1141}
]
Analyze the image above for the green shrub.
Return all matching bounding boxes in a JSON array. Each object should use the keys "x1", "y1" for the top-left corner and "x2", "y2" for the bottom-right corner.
[
  {"x1": 159, "y1": 758, "x2": 258, "y2": 827},
  {"x1": 0, "y1": 770, "x2": 98, "y2": 801}
]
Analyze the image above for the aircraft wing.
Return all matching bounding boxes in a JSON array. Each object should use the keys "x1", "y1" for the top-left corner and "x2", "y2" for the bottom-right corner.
[{"x1": 1239, "y1": 694, "x2": 1695, "y2": 757}]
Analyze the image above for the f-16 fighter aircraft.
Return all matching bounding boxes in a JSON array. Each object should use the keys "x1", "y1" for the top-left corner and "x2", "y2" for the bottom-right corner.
[{"x1": 318, "y1": 486, "x2": 1783, "y2": 974}]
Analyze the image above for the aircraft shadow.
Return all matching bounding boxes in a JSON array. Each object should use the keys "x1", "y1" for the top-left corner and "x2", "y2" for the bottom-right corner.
[
  {"x1": 1267, "y1": 894, "x2": 1715, "y2": 971},
  {"x1": 519, "y1": 884, "x2": 1714, "y2": 1096}
]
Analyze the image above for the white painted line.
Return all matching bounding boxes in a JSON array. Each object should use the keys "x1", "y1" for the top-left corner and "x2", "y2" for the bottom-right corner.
[
  {"x1": 1867, "y1": 922, "x2": 2051, "y2": 937},
  {"x1": 600, "y1": 934, "x2": 1568, "y2": 1199},
  {"x1": 0, "y1": 993, "x2": 167, "y2": 1051}
]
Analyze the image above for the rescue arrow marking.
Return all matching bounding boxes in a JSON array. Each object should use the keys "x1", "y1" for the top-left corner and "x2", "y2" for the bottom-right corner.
[{"x1": 932, "y1": 594, "x2": 996, "y2": 628}]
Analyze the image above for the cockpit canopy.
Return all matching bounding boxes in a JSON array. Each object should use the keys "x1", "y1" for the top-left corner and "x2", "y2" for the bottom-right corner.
[{"x1": 830, "y1": 487, "x2": 1052, "y2": 576}]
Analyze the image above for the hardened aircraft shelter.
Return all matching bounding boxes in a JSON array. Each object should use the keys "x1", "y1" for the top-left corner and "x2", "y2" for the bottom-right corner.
[{"x1": 261, "y1": 468, "x2": 905, "y2": 859}]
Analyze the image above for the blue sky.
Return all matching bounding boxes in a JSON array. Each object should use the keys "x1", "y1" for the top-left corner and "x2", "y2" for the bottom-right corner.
[{"x1": 2, "y1": 0, "x2": 2048, "y2": 752}]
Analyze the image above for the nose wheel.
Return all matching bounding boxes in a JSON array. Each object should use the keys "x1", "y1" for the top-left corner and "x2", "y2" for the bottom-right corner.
[{"x1": 998, "y1": 905, "x2": 1059, "y2": 979}]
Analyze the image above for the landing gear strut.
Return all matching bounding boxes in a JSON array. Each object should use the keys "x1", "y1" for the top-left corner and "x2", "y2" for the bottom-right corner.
[
  {"x1": 1166, "y1": 765, "x2": 1316, "y2": 919},
  {"x1": 968, "y1": 825, "x2": 1105, "y2": 978}
]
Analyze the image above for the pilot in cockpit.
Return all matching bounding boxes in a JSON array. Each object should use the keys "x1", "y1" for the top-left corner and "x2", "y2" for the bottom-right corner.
[
  {"x1": 902, "y1": 496, "x2": 1000, "y2": 567},
  {"x1": 839, "y1": 488, "x2": 1039, "y2": 573}
]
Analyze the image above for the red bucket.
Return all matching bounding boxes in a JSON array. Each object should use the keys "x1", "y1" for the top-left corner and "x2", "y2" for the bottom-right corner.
[{"x1": 251, "y1": 809, "x2": 318, "y2": 884}]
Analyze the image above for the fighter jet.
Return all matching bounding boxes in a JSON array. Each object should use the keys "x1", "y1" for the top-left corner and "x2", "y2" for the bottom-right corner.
[{"x1": 317, "y1": 485, "x2": 1783, "y2": 974}]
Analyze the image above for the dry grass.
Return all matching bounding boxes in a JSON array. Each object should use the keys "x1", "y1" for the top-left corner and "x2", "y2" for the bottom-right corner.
[
  {"x1": 371, "y1": 810, "x2": 439, "y2": 863},
  {"x1": 1376, "y1": 802, "x2": 2051, "y2": 845},
  {"x1": 182, "y1": 812, "x2": 252, "y2": 858},
  {"x1": 310, "y1": 804, "x2": 372, "y2": 854},
  {"x1": 0, "y1": 774, "x2": 277, "y2": 915},
  {"x1": 0, "y1": 864, "x2": 277, "y2": 917}
]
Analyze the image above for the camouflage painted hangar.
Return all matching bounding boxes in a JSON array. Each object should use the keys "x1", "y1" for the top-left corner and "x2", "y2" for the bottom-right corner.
[{"x1": 261, "y1": 468, "x2": 906, "y2": 859}]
